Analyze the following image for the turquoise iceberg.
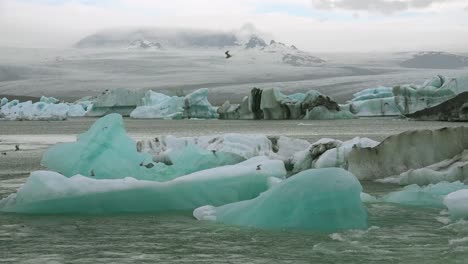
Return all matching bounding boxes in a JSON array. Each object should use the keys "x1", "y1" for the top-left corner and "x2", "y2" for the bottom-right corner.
[
  {"x1": 0, "y1": 157, "x2": 286, "y2": 214},
  {"x1": 41, "y1": 114, "x2": 241, "y2": 181},
  {"x1": 194, "y1": 168, "x2": 367, "y2": 232}
]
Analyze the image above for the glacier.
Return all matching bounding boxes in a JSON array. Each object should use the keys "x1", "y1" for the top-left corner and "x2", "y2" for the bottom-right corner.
[
  {"x1": 194, "y1": 168, "x2": 367, "y2": 232},
  {"x1": 0, "y1": 157, "x2": 286, "y2": 214},
  {"x1": 130, "y1": 88, "x2": 218, "y2": 119}
]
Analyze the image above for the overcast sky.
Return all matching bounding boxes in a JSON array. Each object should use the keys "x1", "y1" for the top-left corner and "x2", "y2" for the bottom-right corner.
[{"x1": 1, "y1": 0, "x2": 467, "y2": 52}]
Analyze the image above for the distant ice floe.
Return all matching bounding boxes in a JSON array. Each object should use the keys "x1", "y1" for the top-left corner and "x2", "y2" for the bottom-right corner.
[{"x1": 0, "y1": 96, "x2": 91, "y2": 121}]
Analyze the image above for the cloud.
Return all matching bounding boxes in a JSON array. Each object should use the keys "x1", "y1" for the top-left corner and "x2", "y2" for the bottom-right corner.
[
  {"x1": 311, "y1": 0, "x2": 459, "y2": 14},
  {"x1": 0, "y1": 0, "x2": 467, "y2": 52}
]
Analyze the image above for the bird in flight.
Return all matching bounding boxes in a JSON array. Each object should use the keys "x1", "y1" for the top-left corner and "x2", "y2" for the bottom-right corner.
[{"x1": 225, "y1": 50, "x2": 232, "y2": 59}]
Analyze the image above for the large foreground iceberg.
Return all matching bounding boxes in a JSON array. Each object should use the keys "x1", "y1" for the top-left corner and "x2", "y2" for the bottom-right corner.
[
  {"x1": 42, "y1": 114, "x2": 239, "y2": 181},
  {"x1": 0, "y1": 157, "x2": 286, "y2": 214},
  {"x1": 194, "y1": 168, "x2": 367, "y2": 232},
  {"x1": 130, "y1": 88, "x2": 218, "y2": 119}
]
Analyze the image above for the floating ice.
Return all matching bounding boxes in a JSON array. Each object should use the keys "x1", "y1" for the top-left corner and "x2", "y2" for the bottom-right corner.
[
  {"x1": 194, "y1": 168, "x2": 367, "y2": 232},
  {"x1": 130, "y1": 88, "x2": 217, "y2": 119},
  {"x1": 0, "y1": 100, "x2": 70, "y2": 121},
  {"x1": 1, "y1": 97, "x2": 9, "y2": 107},
  {"x1": 292, "y1": 137, "x2": 378, "y2": 173},
  {"x1": 137, "y1": 134, "x2": 310, "y2": 166},
  {"x1": 378, "y1": 150, "x2": 468, "y2": 186},
  {"x1": 0, "y1": 157, "x2": 286, "y2": 214},
  {"x1": 382, "y1": 181, "x2": 467, "y2": 208},
  {"x1": 39, "y1": 96, "x2": 59, "y2": 104},
  {"x1": 444, "y1": 189, "x2": 468, "y2": 220},
  {"x1": 394, "y1": 75, "x2": 463, "y2": 115},
  {"x1": 42, "y1": 114, "x2": 241, "y2": 181},
  {"x1": 86, "y1": 88, "x2": 146, "y2": 117},
  {"x1": 348, "y1": 127, "x2": 468, "y2": 180}
]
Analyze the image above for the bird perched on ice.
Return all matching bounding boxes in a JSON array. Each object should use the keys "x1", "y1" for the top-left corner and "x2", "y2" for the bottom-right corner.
[{"x1": 225, "y1": 50, "x2": 232, "y2": 59}]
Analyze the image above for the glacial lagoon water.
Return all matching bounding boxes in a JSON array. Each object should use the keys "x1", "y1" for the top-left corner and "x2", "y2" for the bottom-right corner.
[{"x1": 1, "y1": 118, "x2": 468, "y2": 263}]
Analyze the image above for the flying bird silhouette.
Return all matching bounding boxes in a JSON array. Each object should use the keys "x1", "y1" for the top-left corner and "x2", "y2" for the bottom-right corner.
[{"x1": 225, "y1": 50, "x2": 232, "y2": 59}]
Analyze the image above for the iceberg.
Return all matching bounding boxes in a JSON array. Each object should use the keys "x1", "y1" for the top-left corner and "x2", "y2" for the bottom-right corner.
[
  {"x1": 342, "y1": 86, "x2": 401, "y2": 117},
  {"x1": 0, "y1": 157, "x2": 286, "y2": 214},
  {"x1": 42, "y1": 114, "x2": 242, "y2": 181},
  {"x1": 1, "y1": 97, "x2": 9, "y2": 107},
  {"x1": 407, "y1": 91, "x2": 468, "y2": 121},
  {"x1": 444, "y1": 189, "x2": 468, "y2": 220},
  {"x1": 39, "y1": 96, "x2": 60, "y2": 104},
  {"x1": 137, "y1": 134, "x2": 310, "y2": 167},
  {"x1": 382, "y1": 181, "x2": 467, "y2": 208},
  {"x1": 393, "y1": 75, "x2": 465, "y2": 115},
  {"x1": 86, "y1": 88, "x2": 146, "y2": 117},
  {"x1": 0, "y1": 100, "x2": 70, "y2": 121},
  {"x1": 348, "y1": 127, "x2": 468, "y2": 180},
  {"x1": 194, "y1": 168, "x2": 367, "y2": 232},
  {"x1": 130, "y1": 88, "x2": 217, "y2": 119},
  {"x1": 260, "y1": 88, "x2": 354, "y2": 120},
  {"x1": 378, "y1": 150, "x2": 468, "y2": 186},
  {"x1": 292, "y1": 137, "x2": 378, "y2": 173}
]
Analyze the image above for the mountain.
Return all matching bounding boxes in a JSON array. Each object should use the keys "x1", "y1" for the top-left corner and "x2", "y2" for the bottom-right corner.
[
  {"x1": 245, "y1": 38, "x2": 325, "y2": 66},
  {"x1": 128, "y1": 39, "x2": 162, "y2": 50},
  {"x1": 76, "y1": 28, "x2": 238, "y2": 49},
  {"x1": 400, "y1": 51, "x2": 468, "y2": 69}
]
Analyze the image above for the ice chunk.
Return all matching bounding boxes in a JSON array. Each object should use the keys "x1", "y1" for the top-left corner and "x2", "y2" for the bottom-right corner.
[
  {"x1": 348, "y1": 127, "x2": 468, "y2": 180},
  {"x1": 393, "y1": 75, "x2": 460, "y2": 115},
  {"x1": 347, "y1": 97, "x2": 401, "y2": 117},
  {"x1": 67, "y1": 104, "x2": 87, "y2": 117},
  {"x1": 41, "y1": 114, "x2": 241, "y2": 181},
  {"x1": 0, "y1": 100, "x2": 69, "y2": 121},
  {"x1": 382, "y1": 181, "x2": 467, "y2": 208},
  {"x1": 292, "y1": 137, "x2": 378, "y2": 173},
  {"x1": 444, "y1": 189, "x2": 468, "y2": 220},
  {"x1": 0, "y1": 157, "x2": 286, "y2": 214},
  {"x1": 130, "y1": 88, "x2": 217, "y2": 119},
  {"x1": 86, "y1": 88, "x2": 146, "y2": 117},
  {"x1": 0, "y1": 97, "x2": 8, "y2": 107},
  {"x1": 351, "y1": 87, "x2": 394, "y2": 102},
  {"x1": 260, "y1": 88, "x2": 354, "y2": 120},
  {"x1": 194, "y1": 168, "x2": 367, "y2": 232},
  {"x1": 378, "y1": 150, "x2": 468, "y2": 186},
  {"x1": 40, "y1": 96, "x2": 59, "y2": 104},
  {"x1": 184, "y1": 88, "x2": 218, "y2": 119},
  {"x1": 130, "y1": 90, "x2": 184, "y2": 119},
  {"x1": 138, "y1": 134, "x2": 309, "y2": 167}
]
